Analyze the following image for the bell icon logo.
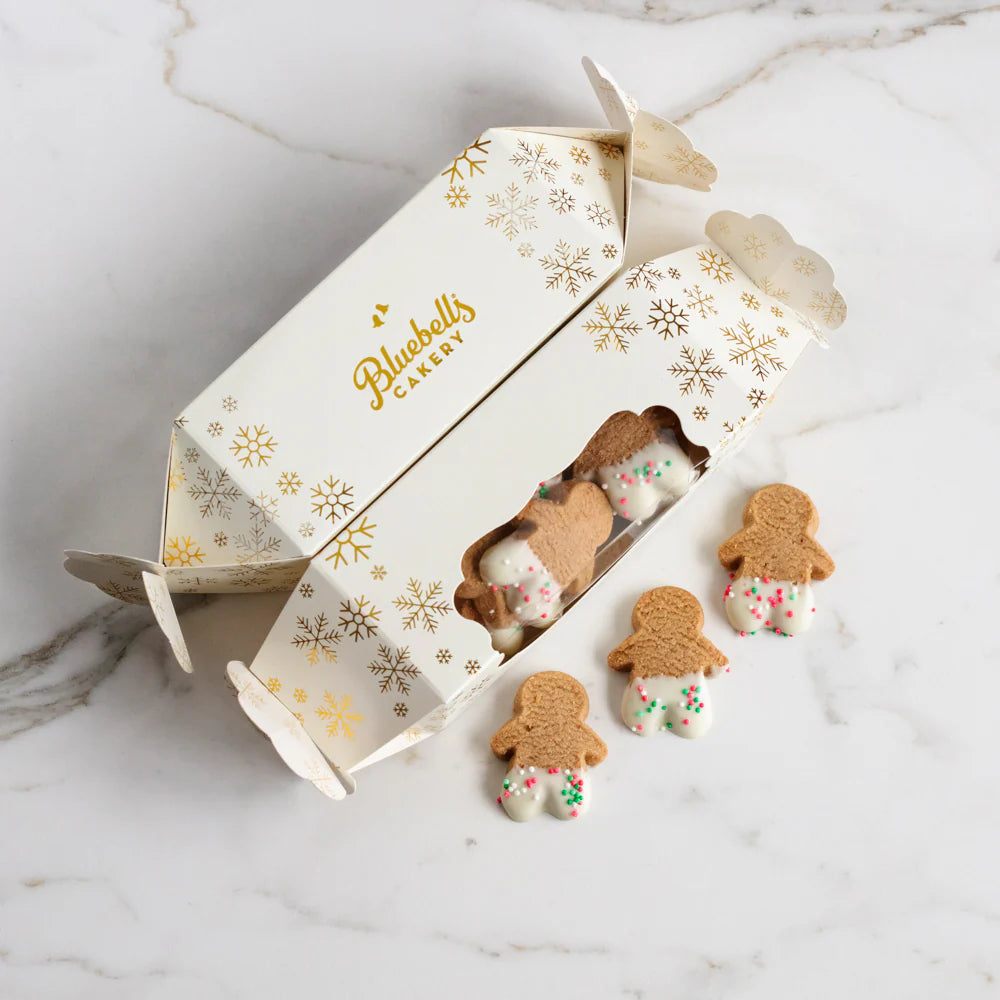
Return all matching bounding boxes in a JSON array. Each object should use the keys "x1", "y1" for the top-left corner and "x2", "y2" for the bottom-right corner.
[{"x1": 371, "y1": 303, "x2": 390, "y2": 328}]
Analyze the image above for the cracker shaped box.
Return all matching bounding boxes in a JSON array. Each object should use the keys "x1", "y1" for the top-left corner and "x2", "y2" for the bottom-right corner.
[
  {"x1": 228, "y1": 210, "x2": 847, "y2": 800},
  {"x1": 63, "y1": 59, "x2": 717, "y2": 670}
]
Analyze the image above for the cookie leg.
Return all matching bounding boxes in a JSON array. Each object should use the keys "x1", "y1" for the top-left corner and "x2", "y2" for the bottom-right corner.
[
  {"x1": 621, "y1": 677, "x2": 671, "y2": 736},
  {"x1": 497, "y1": 767, "x2": 545, "y2": 822},
  {"x1": 543, "y1": 768, "x2": 588, "y2": 820},
  {"x1": 488, "y1": 625, "x2": 524, "y2": 656},
  {"x1": 664, "y1": 673, "x2": 712, "y2": 738}
]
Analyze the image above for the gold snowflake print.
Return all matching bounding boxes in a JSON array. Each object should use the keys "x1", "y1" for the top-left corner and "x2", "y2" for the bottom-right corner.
[
  {"x1": 221, "y1": 395, "x2": 238, "y2": 413},
  {"x1": 464, "y1": 659, "x2": 481, "y2": 676},
  {"x1": 743, "y1": 233, "x2": 768, "y2": 261},
  {"x1": 570, "y1": 172, "x2": 585, "y2": 186},
  {"x1": 741, "y1": 291, "x2": 761, "y2": 311},
  {"x1": 517, "y1": 242, "x2": 534, "y2": 258},
  {"x1": 394, "y1": 578, "x2": 449, "y2": 633},
  {"x1": 291, "y1": 612, "x2": 340, "y2": 665},
  {"x1": 441, "y1": 135, "x2": 490, "y2": 183},
  {"x1": 311, "y1": 476, "x2": 355, "y2": 523},
  {"x1": 213, "y1": 531, "x2": 228, "y2": 547},
  {"x1": 810, "y1": 289, "x2": 847, "y2": 326},
  {"x1": 444, "y1": 184, "x2": 470, "y2": 208},
  {"x1": 569, "y1": 145, "x2": 590, "y2": 165},
  {"x1": 299, "y1": 582, "x2": 314, "y2": 598},
  {"x1": 684, "y1": 284, "x2": 717, "y2": 319},
  {"x1": 584, "y1": 301, "x2": 640, "y2": 354},
  {"x1": 665, "y1": 145, "x2": 714, "y2": 180},
  {"x1": 326, "y1": 516, "x2": 376, "y2": 569},
  {"x1": 693, "y1": 406, "x2": 709, "y2": 421},
  {"x1": 548, "y1": 187, "x2": 576, "y2": 214},
  {"x1": 757, "y1": 276, "x2": 789, "y2": 301},
  {"x1": 338, "y1": 595, "x2": 381, "y2": 642},
  {"x1": 625, "y1": 263, "x2": 665, "y2": 292},
  {"x1": 370, "y1": 564, "x2": 387, "y2": 581},
  {"x1": 777, "y1": 325, "x2": 790, "y2": 338},
  {"x1": 293, "y1": 688, "x2": 307, "y2": 703},
  {"x1": 299, "y1": 521, "x2": 315, "y2": 538},
  {"x1": 207, "y1": 421, "x2": 223, "y2": 438},
  {"x1": 668, "y1": 345, "x2": 726, "y2": 397},
  {"x1": 696, "y1": 248, "x2": 734, "y2": 284},
  {"x1": 315, "y1": 692, "x2": 363, "y2": 740},
  {"x1": 163, "y1": 535, "x2": 205, "y2": 566},
  {"x1": 597, "y1": 141, "x2": 623, "y2": 160},
  {"x1": 793, "y1": 256, "x2": 817, "y2": 276},
  {"x1": 634, "y1": 138, "x2": 648, "y2": 150},
  {"x1": 266, "y1": 677, "x2": 281, "y2": 694},
  {"x1": 485, "y1": 183, "x2": 538, "y2": 241},
  {"x1": 368, "y1": 643, "x2": 419, "y2": 695},
  {"x1": 436, "y1": 648, "x2": 452, "y2": 664},
  {"x1": 394, "y1": 703, "x2": 408, "y2": 718},
  {"x1": 276, "y1": 471, "x2": 302, "y2": 496},
  {"x1": 167, "y1": 456, "x2": 185, "y2": 492},
  {"x1": 184, "y1": 447, "x2": 199, "y2": 464},
  {"x1": 648, "y1": 298, "x2": 689, "y2": 339},
  {"x1": 539, "y1": 241, "x2": 596, "y2": 297},
  {"x1": 722, "y1": 318, "x2": 785, "y2": 382},
  {"x1": 747, "y1": 388, "x2": 768, "y2": 409},
  {"x1": 650, "y1": 119, "x2": 665, "y2": 132},
  {"x1": 230, "y1": 424, "x2": 278, "y2": 469},
  {"x1": 510, "y1": 139, "x2": 560, "y2": 183},
  {"x1": 602, "y1": 243, "x2": 618, "y2": 260},
  {"x1": 668, "y1": 267, "x2": 681, "y2": 280},
  {"x1": 771, "y1": 305, "x2": 783, "y2": 317},
  {"x1": 173, "y1": 415, "x2": 187, "y2": 428},
  {"x1": 247, "y1": 490, "x2": 279, "y2": 525},
  {"x1": 98, "y1": 581, "x2": 144, "y2": 604},
  {"x1": 598, "y1": 167, "x2": 612, "y2": 181},
  {"x1": 188, "y1": 467, "x2": 240, "y2": 518}
]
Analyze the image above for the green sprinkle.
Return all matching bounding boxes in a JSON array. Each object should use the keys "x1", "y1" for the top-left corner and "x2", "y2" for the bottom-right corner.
[
  {"x1": 666, "y1": 460, "x2": 672, "y2": 466},
  {"x1": 789, "y1": 593, "x2": 796, "y2": 600},
  {"x1": 752, "y1": 587, "x2": 758, "y2": 594},
  {"x1": 666, "y1": 722, "x2": 673, "y2": 728},
  {"x1": 647, "y1": 707, "x2": 653, "y2": 713},
  {"x1": 561, "y1": 789, "x2": 567, "y2": 796},
  {"x1": 695, "y1": 707, "x2": 701, "y2": 713},
  {"x1": 656, "y1": 470, "x2": 662, "y2": 476}
]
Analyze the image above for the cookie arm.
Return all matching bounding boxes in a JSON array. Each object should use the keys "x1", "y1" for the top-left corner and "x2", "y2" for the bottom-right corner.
[
  {"x1": 607, "y1": 635, "x2": 638, "y2": 672},
  {"x1": 490, "y1": 719, "x2": 526, "y2": 761},
  {"x1": 717, "y1": 529, "x2": 749, "y2": 572},
  {"x1": 807, "y1": 539, "x2": 836, "y2": 580},
  {"x1": 580, "y1": 725, "x2": 608, "y2": 767},
  {"x1": 698, "y1": 635, "x2": 729, "y2": 676},
  {"x1": 566, "y1": 557, "x2": 597, "y2": 596}
]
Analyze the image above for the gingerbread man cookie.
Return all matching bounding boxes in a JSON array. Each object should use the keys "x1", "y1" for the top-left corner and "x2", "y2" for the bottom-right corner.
[
  {"x1": 608, "y1": 587, "x2": 728, "y2": 738},
  {"x1": 491, "y1": 671, "x2": 607, "y2": 821},
  {"x1": 719, "y1": 484, "x2": 835, "y2": 637},
  {"x1": 455, "y1": 481, "x2": 614, "y2": 655},
  {"x1": 573, "y1": 409, "x2": 695, "y2": 523}
]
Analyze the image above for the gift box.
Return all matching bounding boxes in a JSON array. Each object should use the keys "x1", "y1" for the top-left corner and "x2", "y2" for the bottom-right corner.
[
  {"x1": 63, "y1": 58, "x2": 717, "y2": 671},
  {"x1": 228, "y1": 210, "x2": 846, "y2": 799}
]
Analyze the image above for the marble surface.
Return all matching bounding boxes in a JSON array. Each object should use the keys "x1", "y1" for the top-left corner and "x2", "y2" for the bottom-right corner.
[{"x1": 3, "y1": 1, "x2": 998, "y2": 996}]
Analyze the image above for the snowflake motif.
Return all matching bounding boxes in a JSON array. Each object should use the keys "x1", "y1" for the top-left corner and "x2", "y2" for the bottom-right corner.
[
  {"x1": 464, "y1": 659, "x2": 481, "y2": 676},
  {"x1": 743, "y1": 233, "x2": 768, "y2": 261},
  {"x1": 311, "y1": 476, "x2": 355, "y2": 523},
  {"x1": 668, "y1": 345, "x2": 726, "y2": 397},
  {"x1": 444, "y1": 184, "x2": 470, "y2": 208},
  {"x1": 696, "y1": 249, "x2": 735, "y2": 284},
  {"x1": 668, "y1": 267, "x2": 681, "y2": 280},
  {"x1": 163, "y1": 535, "x2": 205, "y2": 567},
  {"x1": 569, "y1": 145, "x2": 591, "y2": 165},
  {"x1": 291, "y1": 612, "x2": 340, "y2": 665},
  {"x1": 625, "y1": 263, "x2": 665, "y2": 292},
  {"x1": 247, "y1": 491, "x2": 279, "y2": 525},
  {"x1": 230, "y1": 425, "x2": 278, "y2": 469},
  {"x1": 599, "y1": 167, "x2": 611, "y2": 181},
  {"x1": 367, "y1": 643, "x2": 420, "y2": 695},
  {"x1": 299, "y1": 521, "x2": 315, "y2": 538},
  {"x1": 665, "y1": 145, "x2": 713, "y2": 179},
  {"x1": 293, "y1": 688, "x2": 307, "y2": 703},
  {"x1": 221, "y1": 395, "x2": 238, "y2": 413},
  {"x1": 757, "y1": 276, "x2": 789, "y2": 301},
  {"x1": 370, "y1": 564, "x2": 387, "y2": 581},
  {"x1": 213, "y1": 531, "x2": 228, "y2": 547},
  {"x1": 315, "y1": 692, "x2": 362, "y2": 740},
  {"x1": 485, "y1": 183, "x2": 538, "y2": 241},
  {"x1": 441, "y1": 136, "x2": 490, "y2": 183},
  {"x1": 771, "y1": 305, "x2": 784, "y2": 317},
  {"x1": 233, "y1": 493, "x2": 282, "y2": 564},
  {"x1": 716, "y1": 221, "x2": 731, "y2": 234},
  {"x1": 167, "y1": 457, "x2": 185, "y2": 492},
  {"x1": 510, "y1": 139, "x2": 560, "y2": 183},
  {"x1": 584, "y1": 301, "x2": 641, "y2": 353},
  {"x1": 570, "y1": 172, "x2": 585, "y2": 186},
  {"x1": 693, "y1": 406, "x2": 709, "y2": 421},
  {"x1": 548, "y1": 187, "x2": 576, "y2": 214},
  {"x1": 721, "y1": 318, "x2": 785, "y2": 382},
  {"x1": 184, "y1": 447, "x2": 200, "y2": 464},
  {"x1": 602, "y1": 243, "x2": 618, "y2": 260},
  {"x1": 793, "y1": 256, "x2": 817, "y2": 276},
  {"x1": 597, "y1": 141, "x2": 623, "y2": 160},
  {"x1": 776, "y1": 325, "x2": 790, "y2": 338},
  {"x1": 173, "y1": 415, "x2": 188, "y2": 428},
  {"x1": 517, "y1": 242, "x2": 534, "y2": 258},
  {"x1": 266, "y1": 677, "x2": 281, "y2": 694},
  {"x1": 747, "y1": 388, "x2": 768, "y2": 409},
  {"x1": 299, "y1": 582, "x2": 314, "y2": 598},
  {"x1": 276, "y1": 471, "x2": 302, "y2": 496},
  {"x1": 539, "y1": 241, "x2": 596, "y2": 297},
  {"x1": 741, "y1": 291, "x2": 761, "y2": 311},
  {"x1": 585, "y1": 202, "x2": 614, "y2": 229},
  {"x1": 648, "y1": 298, "x2": 689, "y2": 339},
  {"x1": 810, "y1": 290, "x2": 847, "y2": 326},
  {"x1": 394, "y1": 702, "x2": 408, "y2": 718},
  {"x1": 722, "y1": 416, "x2": 749, "y2": 437},
  {"x1": 98, "y1": 581, "x2": 144, "y2": 604},
  {"x1": 394, "y1": 578, "x2": 449, "y2": 633},
  {"x1": 338, "y1": 595, "x2": 381, "y2": 642},
  {"x1": 684, "y1": 284, "x2": 717, "y2": 319},
  {"x1": 326, "y1": 516, "x2": 376, "y2": 569},
  {"x1": 207, "y1": 421, "x2": 223, "y2": 438},
  {"x1": 635, "y1": 138, "x2": 648, "y2": 150},
  {"x1": 436, "y1": 648, "x2": 453, "y2": 664},
  {"x1": 187, "y1": 466, "x2": 241, "y2": 519}
]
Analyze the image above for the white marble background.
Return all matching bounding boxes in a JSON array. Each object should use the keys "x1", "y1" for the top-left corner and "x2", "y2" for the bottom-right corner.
[{"x1": 3, "y1": 1, "x2": 999, "y2": 996}]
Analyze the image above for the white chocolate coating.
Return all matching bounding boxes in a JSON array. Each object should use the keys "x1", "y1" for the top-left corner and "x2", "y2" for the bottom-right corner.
[
  {"x1": 496, "y1": 766, "x2": 590, "y2": 821},
  {"x1": 479, "y1": 537, "x2": 566, "y2": 635},
  {"x1": 722, "y1": 576, "x2": 816, "y2": 636},
  {"x1": 596, "y1": 441, "x2": 694, "y2": 522},
  {"x1": 622, "y1": 673, "x2": 712, "y2": 738}
]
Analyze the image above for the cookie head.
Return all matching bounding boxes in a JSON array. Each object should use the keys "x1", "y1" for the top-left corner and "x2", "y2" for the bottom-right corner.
[
  {"x1": 514, "y1": 670, "x2": 589, "y2": 719},
  {"x1": 745, "y1": 484, "x2": 819, "y2": 535},
  {"x1": 572, "y1": 410, "x2": 659, "y2": 477},
  {"x1": 631, "y1": 585, "x2": 705, "y2": 638}
]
